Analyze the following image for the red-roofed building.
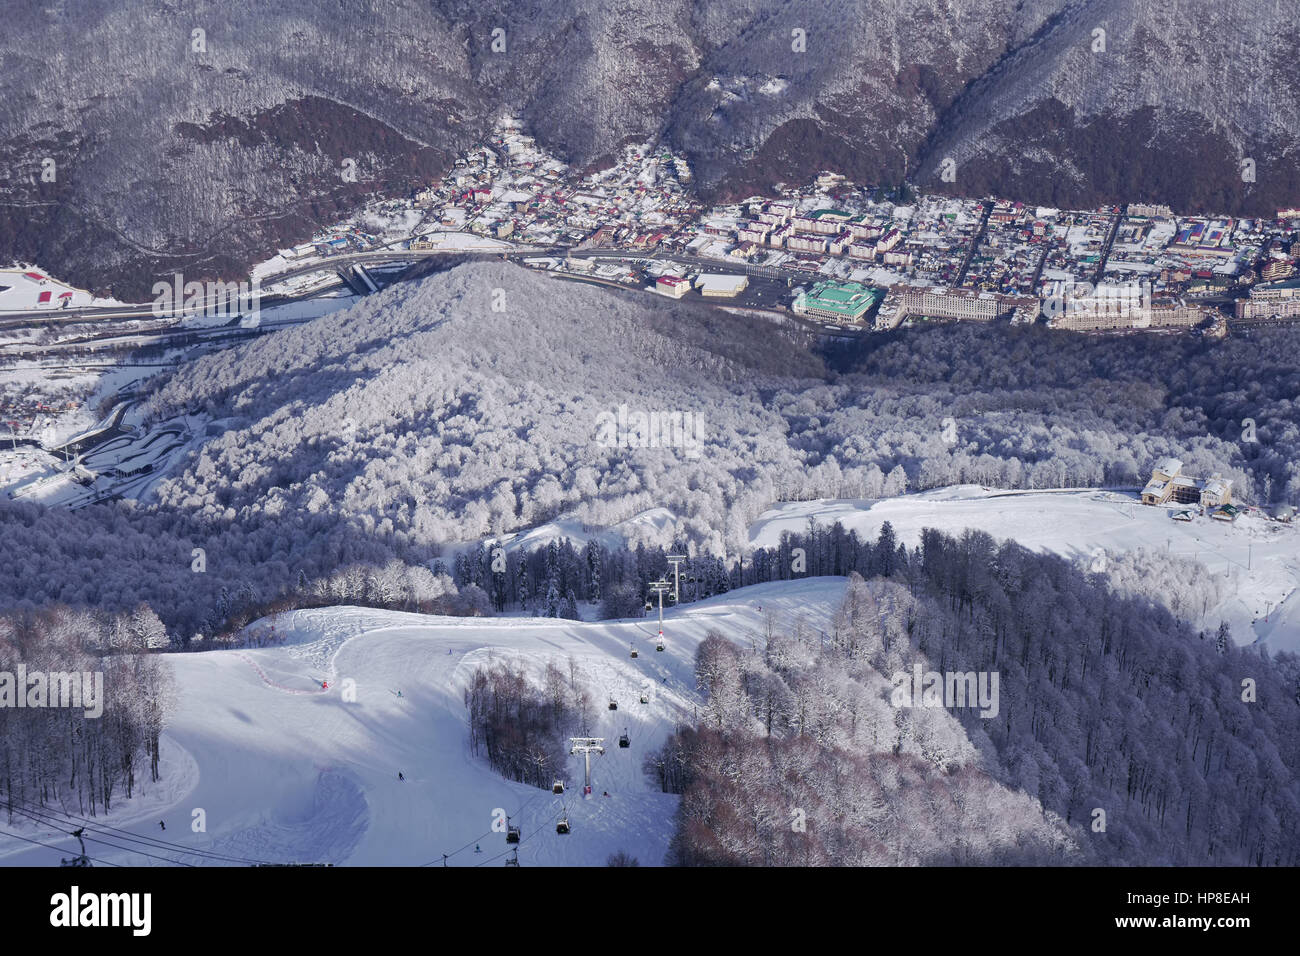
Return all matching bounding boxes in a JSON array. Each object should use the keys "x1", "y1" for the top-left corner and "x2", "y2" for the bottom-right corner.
[{"x1": 656, "y1": 275, "x2": 690, "y2": 298}]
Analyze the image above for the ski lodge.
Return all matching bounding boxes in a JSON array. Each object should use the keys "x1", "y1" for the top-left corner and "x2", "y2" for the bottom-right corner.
[{"x1": 1140, "y1": 458, "x2": 1233, "y2": 509}]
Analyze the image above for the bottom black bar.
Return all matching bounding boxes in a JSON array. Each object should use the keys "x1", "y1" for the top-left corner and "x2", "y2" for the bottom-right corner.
[{"x1": 3, "y1": 865, "x2": 1277, "y2": 943}]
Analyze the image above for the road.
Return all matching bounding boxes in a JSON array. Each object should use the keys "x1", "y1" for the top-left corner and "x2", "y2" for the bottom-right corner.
[
  {"x1": 1092, "y1": 204, "x2": 1128, "y2": 282},
  {"x1": 955, "y1": 200, "x2": 993, "y2": 288}
]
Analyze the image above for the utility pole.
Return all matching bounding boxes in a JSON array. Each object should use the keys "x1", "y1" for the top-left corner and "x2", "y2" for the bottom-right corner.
[
  {"x1": 569, "y1": 737, "x2": 605, "y2": 796},
  {"x1": 648, "y1": 578, "x2": 671, "y2": 649},
  {"x1": 666, "y1": 555, "x2": 686, "y2": 603}
]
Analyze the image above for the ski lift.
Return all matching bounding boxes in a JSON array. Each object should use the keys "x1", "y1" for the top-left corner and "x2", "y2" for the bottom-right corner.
[
  {"x1": 619, "y1": 728, "x2": 630, "y2": 748},
  {"x1": 506, "y1": 817, "x2": 521, "y2": 844},
  {"x1": 505, "y1": 848, "x2": 520, "y2": 867},
  {"x1": 630, "y1": 643, "x2": 638, "y2": 659},
  {"x1": 556, "y1": 813, "x2": 571, "y2": 835},
  {"x1": 552, "y1": 779, "x2": 565, "y2": 794},
  {"x1": 608, "y1": 696, "x2": 618, "y2": 711},
  {"x1": 59, "y1": 828, "x2": 91, "y2": 868}
]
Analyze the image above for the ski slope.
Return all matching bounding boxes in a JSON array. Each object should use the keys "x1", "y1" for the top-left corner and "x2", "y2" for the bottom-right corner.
[
  {"x1": 0, "y1": 578, "x2": 844, "y2": 868},
  {"x1": 751, "y1": 486, "x2": 1300, "y2": 655}
]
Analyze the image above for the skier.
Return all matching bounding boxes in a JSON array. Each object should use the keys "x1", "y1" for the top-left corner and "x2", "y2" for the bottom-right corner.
[
  {"x1": 602, "y1": 791, "x2": 610, "y2": 798},
  {"x1": 396, "y1": 690, "x2": 403, "y2": 698},
  {"x1": 398, "y1": 771, "x2": 405, "y2": 781},
  {"x1": 475, "y1": 844, "x2": 482, "y2": 854},
  {"x1": 321, "y1": 680, "x2": 328, "y2": 690},
  {"x1": 159, "y1": 821, "x2": 165, "y2": 831}
]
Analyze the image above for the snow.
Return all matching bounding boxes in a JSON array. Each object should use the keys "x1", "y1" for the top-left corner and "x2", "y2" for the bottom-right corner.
[
  {"x1": 0, "y1": 266, "x2": 121, "y2": 312},
  {"x1": 0, "y1": 578, "x2": 845, "y2": 867},
  {"x1": 749, "y1": 486, "x2": 1300, "y2": 655},
  {"x1": 411, "y1": 232, "x2": 511, "y2": 251}
]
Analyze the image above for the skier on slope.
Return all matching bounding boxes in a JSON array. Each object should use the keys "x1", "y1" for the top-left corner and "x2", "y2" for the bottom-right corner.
[
  {"x1": 159, "y1": 821, "x2": 165, "y2": 831},
  {"x1": 398, "y1": 772, "x2": 405, "y2": 781}
]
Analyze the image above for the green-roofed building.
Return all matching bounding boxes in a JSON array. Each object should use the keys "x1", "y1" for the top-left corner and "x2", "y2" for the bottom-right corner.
[{"x1": 792, "y1": 280, "x2": 882, "y2": 324}]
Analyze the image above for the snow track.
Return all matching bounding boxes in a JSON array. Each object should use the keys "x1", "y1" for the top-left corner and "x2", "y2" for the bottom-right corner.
[{"x1": 0, "y1": 579, "x2": 845, "y2": 867}]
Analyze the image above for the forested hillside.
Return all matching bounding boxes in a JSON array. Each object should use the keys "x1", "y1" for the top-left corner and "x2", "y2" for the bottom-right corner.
[
  {"x1": 4, "y1": 262, "x2": 1300, "y2": 642},
  {"x1": 655, "y1": 531, "x2": 1300, "y2": 866}
]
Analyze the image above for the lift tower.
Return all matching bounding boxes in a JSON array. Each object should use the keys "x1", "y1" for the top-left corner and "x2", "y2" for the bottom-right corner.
[
  {"x1": 569, "y1": 737, "x2": 605, "y2": 795},
  {"x1": 648, "y1": 578, "x2": 671, "y2": 650}
]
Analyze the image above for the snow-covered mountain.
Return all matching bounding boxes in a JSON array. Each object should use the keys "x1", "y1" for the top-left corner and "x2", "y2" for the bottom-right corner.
[
  {"x1": 0, "y1": 577, "x2": 1081, "y2": 867},
  {"x1": 1, "y1": 0, "x2": 1295, "y2": 291}
]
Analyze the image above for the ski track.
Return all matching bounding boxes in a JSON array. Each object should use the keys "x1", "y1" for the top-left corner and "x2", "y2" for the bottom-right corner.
[{"x1": 0, "y1": 578, "x2": 844, "y2": 867}]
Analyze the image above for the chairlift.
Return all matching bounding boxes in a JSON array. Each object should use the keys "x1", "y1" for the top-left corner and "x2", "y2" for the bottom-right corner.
[
  {"x1": 552, "y1": 779, "x2": 565, "y2": 794},
  {"x1": 556, "y1": 813, "x2": 571, "y2": 835},
  {"x1": 619, "y1": 728, "x2": 630, "y2": 749},
  {"x1": 59, "y1": 828, "x2": 92, "y2": 868},
  {"x1": 608, "y1": 696, "x2": 618, "y2": 711}
]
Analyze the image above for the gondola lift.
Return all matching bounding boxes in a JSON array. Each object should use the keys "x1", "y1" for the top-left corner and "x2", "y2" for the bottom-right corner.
[
  {"x1": 506, "y1": 816, "x2": 521, "y2": 844},
  {"x1": 619, "y1": 728, "x2": 630, "y2": 748},
  {"x1": 630, "y1": 643, "x2": 638, "y2": 659},
  {"x1": 552, "y1": 779, "x2": 565, "y2": 794},
  {"x1": 556, "y1": 813, "x2": 571, "y2": 835},
  {"x1": 608, "y1": 696, "x2": 618, "y2": 711}
]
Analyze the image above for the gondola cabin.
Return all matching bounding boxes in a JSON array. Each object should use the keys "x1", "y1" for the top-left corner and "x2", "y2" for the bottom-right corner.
[
  {"x1": 619, "y1": 730, "x2": 630, "y2": 748},
  {"x1": 506, "y1": 822, "x2": 521, "y2": 844},
  {"x1": 608, "y1": 697, "x2": 618, "y2": 711},
  {"x1": 552, "y1": 779, "x2": 565, "y2": 794},
  {"x1": 556, "y1": 816, "x2": 571, "y2": 835}
]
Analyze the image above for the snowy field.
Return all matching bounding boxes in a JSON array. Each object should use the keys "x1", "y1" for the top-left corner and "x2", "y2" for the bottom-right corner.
[
  {"x1": 750, "y1": 486, "x2": 1300, "y2": 655},
  {"x1": 0, "y1": 266, "x2": 120, "y2": 312},
  {"x1": 0, "y1": 579, "x2": 843, "y2": 867}
]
